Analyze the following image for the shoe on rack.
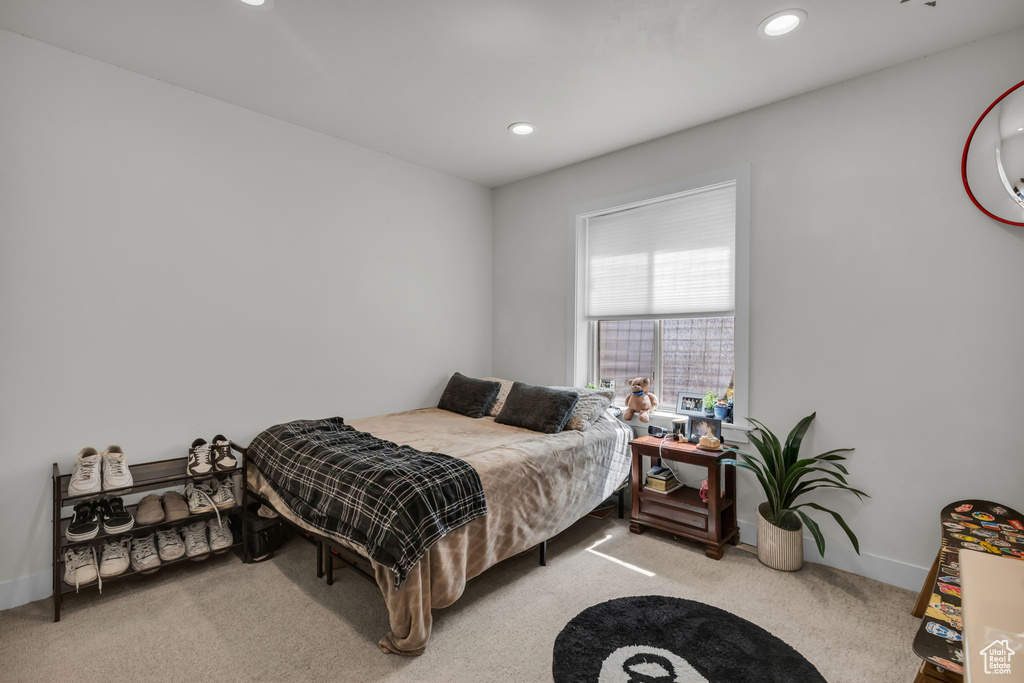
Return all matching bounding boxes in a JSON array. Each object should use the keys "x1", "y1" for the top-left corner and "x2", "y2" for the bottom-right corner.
[
  {"x1": 95, "y1": 497, "x2": 134, "y2": 534},
  {"x1": 63, "y1": 545, "x2": 99, "y2": 592},
  {"x1": 181, "y1": 521, "x2": 210, "y2": 560},
  {"x1": 98, "y1": 537, "x2": 131, "y2": 578},
  {"x1": 66, "y1": 501, "x2": 100, "y2": 543},
  {"x1": 156, "y1": 527, "x2": 186, "y2": 561},
  {"x1": 211, "y1": 435, "x2": 237, "y2": 472},
  {"x1": 162, "y1": 491, "x2": 190, "y2": 522},
  {"x1": 187, "y1": 438, "x2": 213, "y2": 477},
  {"x1": 208, "y1": 520, "x2": 233, "y2": 554},
  {"x1": 67, "y1": 448, "x2": 102, "y2": 497},
  {"x1": 136, "y1": 494, "x2": 165, "y2": 526},
  {"x1": 100, "y1": 445, "x2": 133, "y2": 490},
  {"x1": 210, "y1": 477, "x2": 236, "y2": 510},
  {"x1": 130, "y1": 534, "x2": 161, "y2": 574},
  {"x1": 185, "y1": 482, "x2": 216, "y2": 514}
]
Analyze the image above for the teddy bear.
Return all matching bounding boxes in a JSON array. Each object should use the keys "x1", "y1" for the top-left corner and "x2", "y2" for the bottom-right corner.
[{"x1": 623, "y1": 377, "x2": 659, "y2": 423}]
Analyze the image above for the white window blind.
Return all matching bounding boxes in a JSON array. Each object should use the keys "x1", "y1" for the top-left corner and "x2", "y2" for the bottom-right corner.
[{"x1": 585, "y1": 181, "x2": 737, "y2": 320}]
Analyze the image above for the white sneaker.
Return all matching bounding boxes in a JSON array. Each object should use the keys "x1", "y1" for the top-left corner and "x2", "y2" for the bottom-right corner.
[
  {"x1": 208, "y1": 521, "x2": 233, "y2": 554},
  {"x1": 210, "y1": 478, "x2": 236, "y2": 510},
  {"x1": 156, "y1": 528, "x2": 186, "y2": 561},
  {"x1": 130, "y1": 534, "x2": 161, "y2": 574},
  {"x1": 67, "y1": 448, "x2": 102, "y2": 497},
  {"x1": 98, "y1": 537, "x2": 131, "y2": 578},
  {"x1": 182, "y1": 521, "x2": 210, "y2": 560},
  {"x1": 101, "y1": 446, "x2": 133, "y2": 490},
  {"x1": 63, "y1": 545, "x2": 100, "y2": 592},
  {"x1": 185, "y1": 482, "x2": 216, "y2": 514}
]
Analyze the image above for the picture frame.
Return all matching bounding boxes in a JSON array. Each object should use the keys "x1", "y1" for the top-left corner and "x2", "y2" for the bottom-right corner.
[
  {"x1": 675, "y1": 392, "x2": 707, "y2": 418},
  {"x1": 599, "y1": 379, "x2": 615, "y2": 391},
  {"x1": 687, "y1": 416, "x2": 723, "y2": 444}
]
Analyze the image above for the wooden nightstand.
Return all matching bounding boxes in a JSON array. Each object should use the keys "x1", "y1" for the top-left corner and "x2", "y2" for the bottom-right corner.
[{"x1": 628, "y1": 435, "x2": 739, "y2": 559}]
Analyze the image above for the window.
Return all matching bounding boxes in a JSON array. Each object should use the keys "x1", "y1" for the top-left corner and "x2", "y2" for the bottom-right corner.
[{"x1": 568, "y1": 167, "x2": 750, "y2": 435}]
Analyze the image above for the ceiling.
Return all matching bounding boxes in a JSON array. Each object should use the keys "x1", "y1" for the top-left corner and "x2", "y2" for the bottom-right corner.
[{"x1": 3, "y1": 1, "x2": 1024, "y2": 187}]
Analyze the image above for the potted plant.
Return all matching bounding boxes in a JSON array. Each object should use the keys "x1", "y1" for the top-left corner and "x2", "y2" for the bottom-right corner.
[
  {"x1": 722, "y1": 413, "x2": 867, "y2": 571},
  {"x1": 703, "y1": 390, "x2": 717, "y2": 417},
  {"x1": 714, "y1": 400, "x2": 728, "y2": 420}
]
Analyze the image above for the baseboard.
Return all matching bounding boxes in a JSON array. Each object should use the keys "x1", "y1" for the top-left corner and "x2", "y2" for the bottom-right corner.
[
  {"x1": 0, "y1": 570, "x2": 51, "y2": 611},
  {"x1": 737, "y1": 520, "x2": 927, "y2": 592}
]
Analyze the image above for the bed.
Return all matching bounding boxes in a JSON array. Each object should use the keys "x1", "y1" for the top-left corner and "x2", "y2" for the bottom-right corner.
[{"x1": 244, "y1": 406, "x2": 632, "y2": 655}]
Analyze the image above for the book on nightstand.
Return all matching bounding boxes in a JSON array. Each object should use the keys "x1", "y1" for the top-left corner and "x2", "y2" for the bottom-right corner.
[
  {"x1": 644, "y1": 481, "x2": 681, "y2": 494},
  {"x1": 645, "y1": 466, "x2": 678, "y2": 492}
]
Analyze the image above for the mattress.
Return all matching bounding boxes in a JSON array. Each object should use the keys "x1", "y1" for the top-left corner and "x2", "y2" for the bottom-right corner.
[{"x1": 247, "y1": 406, "x2": 633, "y2": 655}]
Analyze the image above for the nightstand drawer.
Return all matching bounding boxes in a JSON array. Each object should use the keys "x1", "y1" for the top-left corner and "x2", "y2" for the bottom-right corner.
[{"x1": 641, "y1": 497, "x2": 707, "y2": 531}]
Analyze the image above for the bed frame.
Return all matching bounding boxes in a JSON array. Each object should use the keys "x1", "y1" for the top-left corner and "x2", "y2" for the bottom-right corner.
[{"x1": 231, "y1": 441, "x2": 626, "y2": 584}]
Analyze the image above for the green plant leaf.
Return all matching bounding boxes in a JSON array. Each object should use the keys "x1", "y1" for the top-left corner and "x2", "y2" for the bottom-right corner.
[
  {"x1": 783, "y1": 412, "x2": 815, "y2": 468},
  {"x1": 747, "y1": 431, "x2": 778, "y2": 477},
  {"x1": 724, "y1": 455, "x2": 779, "y2": 514},
  {"x1": 795, "y1": 510, "x2": 825, "y2": 557},
  {"x1": 800, "y1": 482, "x2": 870, "y2": 499},
  {"x1": 795, "y1": 502, "x2": 861, "y2": 554}
]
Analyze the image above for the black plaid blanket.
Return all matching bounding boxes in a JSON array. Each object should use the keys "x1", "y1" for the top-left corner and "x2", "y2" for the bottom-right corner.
[{"x1": 248, "y1": 417, "x2": 487, "y2": 587}]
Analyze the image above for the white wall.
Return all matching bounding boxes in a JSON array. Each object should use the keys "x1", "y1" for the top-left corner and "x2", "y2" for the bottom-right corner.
[
  {"x1": 493, "y1": 28, "x2": 1024, "y2": 588},
  {"x1": 0, "y1": 29, "x2": 493, "y2": 603}
]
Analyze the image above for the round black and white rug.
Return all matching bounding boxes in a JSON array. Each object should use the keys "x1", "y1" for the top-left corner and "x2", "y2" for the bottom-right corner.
[{"x1": 553, "y1": 596, "x2": 826, "y2": 683}]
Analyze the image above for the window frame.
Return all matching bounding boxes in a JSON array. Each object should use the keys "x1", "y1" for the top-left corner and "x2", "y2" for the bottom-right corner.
[{"x1": 567, "y1": 165, "x2": 751, "y2": 441}]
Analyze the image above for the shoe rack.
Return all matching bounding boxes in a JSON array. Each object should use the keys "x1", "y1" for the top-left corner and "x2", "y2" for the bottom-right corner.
[{"x1": 50, "y1": 444, "x2": 248, "y2": 622}]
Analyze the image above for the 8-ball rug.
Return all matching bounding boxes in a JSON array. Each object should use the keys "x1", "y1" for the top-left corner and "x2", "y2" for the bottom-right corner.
[{"x1": 552, "y1": 595, "x2": 826, "y2": 683}]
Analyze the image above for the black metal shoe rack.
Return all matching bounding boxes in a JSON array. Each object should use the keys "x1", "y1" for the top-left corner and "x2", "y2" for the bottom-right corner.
[{"x1": 50, "y1": 447, "x2": 247, "y2": 622}]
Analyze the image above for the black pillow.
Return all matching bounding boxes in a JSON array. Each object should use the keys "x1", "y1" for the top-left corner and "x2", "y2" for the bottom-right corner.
[
  {"x1": 495, "y1": 382, "x2": 579, "y2": 434},
  {"x1": 437, "y1": 372, "x2": 501, "y2": 419}
]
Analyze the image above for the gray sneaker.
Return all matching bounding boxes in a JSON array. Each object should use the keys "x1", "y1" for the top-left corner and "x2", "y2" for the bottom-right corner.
[
  {"x1": 208, "y1": 520, "x2": 233, "y2": 554},
  {"x1": 156, "y1": 528, "x2": 186, "y2": 561},
  {"x1": 63, "y1": 545, "x2": 99, "y2": 591},
  {"x1": 98, "y1": 537, "x2": 131, "y2": 578},
  {"x1": 130, "y1": 534, "x2": 161, "y2": 574},
  {"x1": 210, "y1": 478, "x2": 236, "y2": 510},
  {"x1": 182, "y1": 521, "x2": 210, "y2": 560}
]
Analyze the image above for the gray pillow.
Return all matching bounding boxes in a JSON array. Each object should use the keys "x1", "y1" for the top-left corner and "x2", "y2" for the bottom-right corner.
[
  {"x1": 549, "y1": 386, "x2": 616, "y2": 431},
  {"x1": 437, "y1": 372, "x2": 501, "y2": 419},
  {"x1": 495, "y1": 382, "x2": 579, "y2": 434}
]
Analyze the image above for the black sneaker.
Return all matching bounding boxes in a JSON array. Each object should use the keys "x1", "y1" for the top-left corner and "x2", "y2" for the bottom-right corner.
[
  {"x1": 211, "y1": 435, "x2": 237, "y2": 472},
  {"x1": 66, "y1": 501, "x2": 100, "y2": 542},
  {"x1": 187, "y1": 438, "x2": 213, "y2": 476},
  {"x1": 95, "y1": 497, "x2": 135, "y2": 534}
]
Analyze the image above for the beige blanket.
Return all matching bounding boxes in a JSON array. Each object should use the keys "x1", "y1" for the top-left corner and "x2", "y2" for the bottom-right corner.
[{"x1": 247, "y1": 407, "x2": 632, "y2": 655}]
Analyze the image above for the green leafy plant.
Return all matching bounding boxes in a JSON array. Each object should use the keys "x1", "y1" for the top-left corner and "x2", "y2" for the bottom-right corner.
[
  {"x1": 703, "y1": 390, "x2": 717, "y2": 410},
  {"x1": 721, "y1": 412, "x2": 868, "y2": 556},
  {"x1": 586, "y1": 383, "x2": 597, "y2": 390}
]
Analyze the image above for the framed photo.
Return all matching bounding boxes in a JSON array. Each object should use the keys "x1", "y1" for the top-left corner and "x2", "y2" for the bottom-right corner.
[
  {"x1": 688, "y1": 417, "x2": 723, "y2": 444},
  {"x1": 675, "y1": 392, "x2": 707, "y2": 417},
  {"x1": 599, "y1": 379, "x2": 615, "y2": 391}
]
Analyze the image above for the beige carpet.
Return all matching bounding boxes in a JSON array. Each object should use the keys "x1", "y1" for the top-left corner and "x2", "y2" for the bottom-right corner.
[{"x1": 0, "y1": 516, "x2": 922, "y2": 682}]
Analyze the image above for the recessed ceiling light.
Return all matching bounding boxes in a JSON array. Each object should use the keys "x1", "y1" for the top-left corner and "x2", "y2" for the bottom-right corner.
[
  {"x1": 508, "y1": 122, "x2": 536, "y2": 135},
  {"x1": 240, "y1": 0, "x2": 265, "y2": 4},
  {"x1": 759, "y1": 9, "x2": 807, "y2": 38}
]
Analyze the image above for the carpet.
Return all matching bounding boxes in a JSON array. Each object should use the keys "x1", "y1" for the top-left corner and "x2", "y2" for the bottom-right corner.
[{"x1": 553, "y1": 595, "x2": 827, "y2": 683}]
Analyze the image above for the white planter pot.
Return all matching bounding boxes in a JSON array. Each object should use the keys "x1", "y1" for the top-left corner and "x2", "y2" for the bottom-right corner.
[{"x1": 757, "y1": 504, "x2": 804, "y2": 571}]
